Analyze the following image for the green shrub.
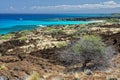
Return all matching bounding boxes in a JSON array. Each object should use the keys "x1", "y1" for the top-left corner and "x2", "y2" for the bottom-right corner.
[
  {"x1": 56, "y1": 42, "x2": 68, "y2": 48},
  {"x1": 17, "y1": 30, "x2": 32, "y2": 41},
  {"x1": 75, "y1": 26, "x2": 89, "y2": 35},
  {"x1": 72, "y1": 35, "x2": 105, "y2": 54},
  {"x1": 26, "y1": 71, "x2": 40, "y2": 80},
  {"x1": 20, "y1": 30, "x2": 32, "y2": 35},
  {"x1": 0, "y1": 33, "x2": 15, "y2": 40},
  {"x1": 44, "y1": 28, "x2": 64, "y2": 35},
  {"x1": 72, "y1": 33, "x2": 80, "y2": 38},
  {"x1": 17, "y1": 36, "x2": 27, "y2": 41},
  {"x1": 72, "y1": 35, "x2": 106, "y2": 70},
  {"x1": 106, "y1": 18, "x2": 120, "y2": 23},
  {"x1": 58, "y1": 35, "x2": 113, "y2": 70}
]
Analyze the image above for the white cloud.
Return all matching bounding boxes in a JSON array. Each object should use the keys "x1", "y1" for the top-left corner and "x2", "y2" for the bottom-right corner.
[
  {"x1": 8, "y1": 6, "x2": 27, "y2": 11},
  {"x1": 103, "y1": 1, "x2": 117, "y2": 5},
  {"x1": 30, "y1": 1, "x2": 120, "y2": 10}
]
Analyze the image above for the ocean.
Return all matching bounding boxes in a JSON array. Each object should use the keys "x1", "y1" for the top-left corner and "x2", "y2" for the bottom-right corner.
[{"x1": 0, "y1": 14, "x2": 111, "y2": 34}]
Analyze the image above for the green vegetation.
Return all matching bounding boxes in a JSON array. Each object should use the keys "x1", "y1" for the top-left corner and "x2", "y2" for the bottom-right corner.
[
  {"x1": 72, "y1": 35, "x2": 106, "y2": 70},
  {"x1": 26, "y1": 71, "x2": 40, "y2": 80},
  {"x1": 112, "y1": 13, "x2": 120, "y2": 17},
  {"x1": 77, "y1": 26, "x2": 89, "y2": 34},
  {"x1": 0, "y1": 64, "x2": 7, "y2": 70},
  {"x1": 17, "y1": 30, "x2": 32, "y2": 41},
  {"x1": 17, "y1": 36, "x2": 27, "y2": 41},
  {"x1": 44, "y1": 28, "x2": 64, "y2": 35},
  {"x1": 64, "y1": 25, "x2": 75, "y2": 29},
  {"x1": 72, "y1": 33, "x2": 80, "y2": 38},
  {"x1": 106, "y1": 18, "x2": 120, "y2": 23},
  {"x1": 72, "y1": 26, "x2": 89, "y2": 38},
  {"x1": 0, "y1": 33, "x2": 15, "y2": 40},
  {"x1": 0, "y1": 30, "x2": 32, "y2": 41},
  {"x1": 56, "y1": 42, "x2": 68, "y2": 48},
  {"x1": 19, "y1": 30, "x2": 32, "y2": 36},
  {"x1": 72, "y1": 35, "x2": 105, "y2": 54}
]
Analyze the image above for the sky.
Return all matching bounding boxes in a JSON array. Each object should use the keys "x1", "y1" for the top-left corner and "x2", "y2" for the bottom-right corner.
[{"x1": 0, "y1": 0, "x2": 120, "y2": 13}]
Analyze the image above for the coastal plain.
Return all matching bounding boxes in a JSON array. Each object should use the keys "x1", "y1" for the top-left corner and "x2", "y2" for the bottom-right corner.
[{"x1": 0, "y1": 18, "x2": 120, "y2": 80}]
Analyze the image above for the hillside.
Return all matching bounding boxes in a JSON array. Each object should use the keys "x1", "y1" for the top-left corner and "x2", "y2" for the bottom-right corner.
[{"x1": 0, "y1": 21, "x2": 120, "y2": 80}]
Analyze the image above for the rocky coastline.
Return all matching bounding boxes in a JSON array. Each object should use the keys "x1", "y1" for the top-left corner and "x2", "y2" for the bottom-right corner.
[
  {"x1": 59, "y1": 16, "x2": 120, "y2": 21},
  {"x1": 0, "y1": 18, "x2": 120, "y2": 80}
]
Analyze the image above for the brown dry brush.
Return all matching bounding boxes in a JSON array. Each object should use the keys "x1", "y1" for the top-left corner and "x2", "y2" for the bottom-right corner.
[{"x1": 57, "y1": 35, "x2": 115, "y2": 71}]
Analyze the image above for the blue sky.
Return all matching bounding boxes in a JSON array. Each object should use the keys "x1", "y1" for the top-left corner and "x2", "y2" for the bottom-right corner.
[{"x1": 0, "y1": 0, "x2": 120, "y2": 13}]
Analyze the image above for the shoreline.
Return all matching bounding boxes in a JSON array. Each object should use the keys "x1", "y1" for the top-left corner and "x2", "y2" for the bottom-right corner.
[
  {"x1": 0, "y1": 25, "x2": 120, "y2": 80},
  {"x1": 60, "y1": 16, "x2": 120, "y2": 21},
  {"x1": 0, "y1": 15, "x2": 119, "y2": 35},
  {"x1": 0, "y1": 17, "x2": 120, "y2": 80},
  {"x1": 0, "y1": 19, "x2": 108, "y2": 35}
]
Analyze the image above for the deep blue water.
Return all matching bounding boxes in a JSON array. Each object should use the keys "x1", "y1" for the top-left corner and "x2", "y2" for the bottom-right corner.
[{"x1": 0, "y1": 14, "x2": 111, "y2": 34}]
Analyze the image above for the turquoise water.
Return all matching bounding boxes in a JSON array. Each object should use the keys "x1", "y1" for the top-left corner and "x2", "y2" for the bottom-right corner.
[
  {"x1": 0, "y1": 14, "x2": 111, "y2": 34},
  {"x1": 0, "y1": 20, "x2": 91, "y2": 28},
  {"x1": 0, "y1": 20, "x2": 91, "y2": 34}
]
